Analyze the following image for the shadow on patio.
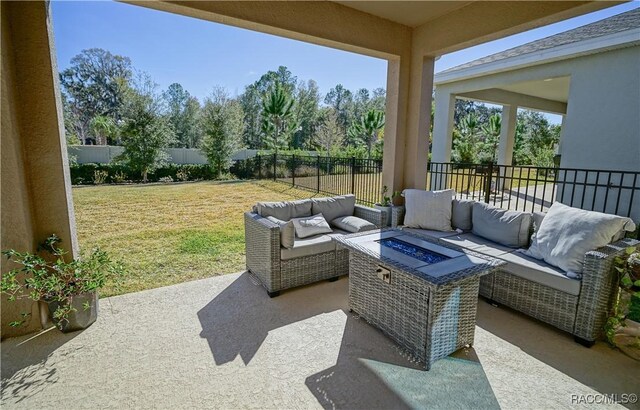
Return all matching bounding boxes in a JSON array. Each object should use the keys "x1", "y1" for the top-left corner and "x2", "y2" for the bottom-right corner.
[
  {"x1": 197, "y1": 273, "x2": 499, "y2": 409},
  {"x1": 2, "y1": 272, "x2": 638, "y2": 408}
]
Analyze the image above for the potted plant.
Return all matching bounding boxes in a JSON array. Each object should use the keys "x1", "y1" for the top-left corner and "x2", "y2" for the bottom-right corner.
[
  {"x1": 1, "y1": 234, "x2": 123, "y2": 333},
  {"x1": 605, "y1": 246, "x2": 640, "y2": 360},
  {"x1": 374, "y1": 186, "x2": 400, "y2": 227}
]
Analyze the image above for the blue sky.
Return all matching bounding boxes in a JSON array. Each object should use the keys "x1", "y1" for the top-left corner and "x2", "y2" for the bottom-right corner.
[{"x1": 52, "y1": 1, "x2": 638, "y2": 104}]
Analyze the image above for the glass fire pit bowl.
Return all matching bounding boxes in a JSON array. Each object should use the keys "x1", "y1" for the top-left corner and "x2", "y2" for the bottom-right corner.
[{"x1": 378, "y1": 237, "x2": 450, "y2": 265}]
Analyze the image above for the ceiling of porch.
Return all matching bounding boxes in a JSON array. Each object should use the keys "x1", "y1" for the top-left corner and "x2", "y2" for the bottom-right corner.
[
  {"x1": 334, "y1": 1, "x2": 474, "y2": 28},
  {"x1": 501, "y1": 76, "x2": 571, "y2": 103},
  {"x1": 457, "y1": 76, "x2": 571, "y2": 114}
]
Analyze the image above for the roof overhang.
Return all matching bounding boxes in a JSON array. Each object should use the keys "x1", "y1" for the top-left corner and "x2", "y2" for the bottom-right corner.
[{"x1": 435, "y1": 27, "x2": 640, "y2": 85}]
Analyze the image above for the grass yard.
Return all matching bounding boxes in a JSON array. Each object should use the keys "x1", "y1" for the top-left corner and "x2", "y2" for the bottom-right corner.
[{"x1": 73, "y1": 180, "x2": 314, "y2": 297}]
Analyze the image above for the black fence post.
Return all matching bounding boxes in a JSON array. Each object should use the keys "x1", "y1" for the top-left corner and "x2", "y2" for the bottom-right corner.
[
  {"x1": 484, "y1": 162, "x2": 493, "y2": 204},
  {"x1": 316, "y1": 155, "x2": 321, "y2": 193},
  {"x1": 351, "y1": 156, "x2": 356, "y2": 194},
  {"x1": 257, "y1": 155, "x2": 262, "y2": 180},
  {"x1": 291, "y1": 154, "x2": 296, "y2": 187},
  {"x1": 273, "y1": 152, "x2": 277, "y2": 181}
]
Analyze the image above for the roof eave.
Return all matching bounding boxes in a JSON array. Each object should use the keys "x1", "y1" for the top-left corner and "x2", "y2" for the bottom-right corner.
[{"x1": 434, "y1": 28, "x2": 640, "y2": 85}]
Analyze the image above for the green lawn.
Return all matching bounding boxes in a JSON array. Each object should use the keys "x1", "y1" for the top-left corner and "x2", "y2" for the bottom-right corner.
[{"x1": 73, "y1": 180, "x2": 314, "y2": 297}]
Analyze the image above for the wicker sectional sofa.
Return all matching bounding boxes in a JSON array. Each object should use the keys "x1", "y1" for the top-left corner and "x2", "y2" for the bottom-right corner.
[
  {"x1": 392, "y1": 202, "x2": 639, "y2": 346},
  {"x1": 245, "y1": 195, "x2": 383, "y2": 297}
]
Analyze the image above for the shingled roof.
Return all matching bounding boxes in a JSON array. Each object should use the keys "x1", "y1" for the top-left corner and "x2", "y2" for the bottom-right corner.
[{"x1": 439, "y1": 8, "x2": 640, "y2": 75}]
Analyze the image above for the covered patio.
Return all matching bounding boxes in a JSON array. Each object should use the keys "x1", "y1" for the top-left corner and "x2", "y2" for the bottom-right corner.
[
  {"x1": 3, "y1": 273, "x2": 639, "y2": 409},
  {"x1": 3, "y1": 1, "x2": 639, "y2": 408}
]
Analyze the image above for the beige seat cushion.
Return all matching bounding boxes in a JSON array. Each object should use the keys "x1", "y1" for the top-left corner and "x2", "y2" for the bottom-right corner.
[
  {"x1": 326, "y1": 228, "x2": 351, "y2": 239},
  {"x1": 280, "y1": 234, "x2": 335, "y2": 260},
  {"x1": 498, "y1": 251, "x2": 581, "y2": 296},
  {"x1": 439, "y1": 233, "x2": 514, "y2": 257}
]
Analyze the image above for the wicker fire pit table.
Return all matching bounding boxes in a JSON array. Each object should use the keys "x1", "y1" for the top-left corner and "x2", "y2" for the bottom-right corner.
[{"x1": 335, "y1": 229, "x2": 505, "y2": 370}]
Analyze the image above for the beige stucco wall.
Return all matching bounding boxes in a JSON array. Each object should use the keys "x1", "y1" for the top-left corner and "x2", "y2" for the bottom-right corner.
[
  {"x1": 1, "y1": 1, "x2": 78, "y2": 339},
  {"x1": 1, "y1": 5, "x2": 41, "y2": 338}
]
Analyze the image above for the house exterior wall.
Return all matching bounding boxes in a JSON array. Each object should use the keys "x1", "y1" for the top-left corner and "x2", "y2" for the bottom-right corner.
[
  {"x1": 1, "y1": 1, "x2": 78, "y2": 339},
  {"x1": 560, "y1": 46, "x2": 640, "y2": 172},
  {"x1": 432, "y1": 44, "x2": 640, "y2": 221}
]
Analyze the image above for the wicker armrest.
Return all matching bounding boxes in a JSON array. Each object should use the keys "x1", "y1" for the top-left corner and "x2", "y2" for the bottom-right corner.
[
  {"x1": 391, "y1": 206, "x2": 405, "y2": 228},
  {"x1": 575, "y1": 238, "x2": 640, "y2": 341},
  {"x1": 244, "y1": 212, "x2": 282, "y2": 292},
  {"x1": 354, "y1": 204, "x2": 384, "y2": 228}
]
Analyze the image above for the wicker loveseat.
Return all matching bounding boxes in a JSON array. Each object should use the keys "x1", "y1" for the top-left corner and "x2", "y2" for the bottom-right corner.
[
  {"x1": 392, "y1": 202, "x2": 639, "y2": 346},
  {"x1": 245, "y1": 195, "x2": 383, "y2": 297}
]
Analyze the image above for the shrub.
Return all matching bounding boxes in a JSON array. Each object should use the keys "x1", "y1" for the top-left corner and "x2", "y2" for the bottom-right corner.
[
  {"x1": 70, "y1": 163, "x2": 217, "y2": 185},
  {"x1": 113, "y1": 170, "x2": 128, "y2": 184},
  {"x1": 93, "y1": 170, "x2": 109, "y2": 185},
  {"x1": 176, "y1": 168, "x2": 189, "y2": 182},
  {"x1": 158, "y1": 176, "x2": 174, "y2": 183}
]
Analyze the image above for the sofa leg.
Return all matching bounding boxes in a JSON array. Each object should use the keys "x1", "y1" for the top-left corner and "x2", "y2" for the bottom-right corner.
[
  {"x1": 574, "y1": 336, "x2": 595, "y2": 347},
  {"x1": 328, "y1": 276, "x2": 339, "y2": 282},
  {"x1": 267, "y1": 290, "x2": 280, "y2": 298},
  {"x1": 486, "y1": 298, "x2": 500, "y2": 307}
]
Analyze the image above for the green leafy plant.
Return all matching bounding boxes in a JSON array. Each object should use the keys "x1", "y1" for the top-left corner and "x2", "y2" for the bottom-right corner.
[
  {"x1": 605, "y1": 246, "x2": 640, "y2": 345},
  {"x1": 1, "y1": 235, "x2": 124, "y2": 329},
  {"x1": 378, "y1": 186, "x2": 400, "y2": 207},
  {"x1": 93, "y1": 169, "x2": 109, "y2": 185},
  {"x1": 112, "y1": 170, "x2": 127, "y2": 184}
]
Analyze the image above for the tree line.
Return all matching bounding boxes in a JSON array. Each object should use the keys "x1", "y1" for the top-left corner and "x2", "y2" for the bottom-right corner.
[
  {"x1": 60, "y1": 48, "x2": 560, "y2": 181},
  {"x1": 450, "y1": 100, "x2": 561, "y2": 168},
  {"x1": 61, "y1": 49, "x2": 387, "y2": 180}
]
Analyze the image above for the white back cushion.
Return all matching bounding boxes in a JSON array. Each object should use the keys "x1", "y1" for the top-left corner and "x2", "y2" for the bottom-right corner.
[
  {"x1": 526, "y1": 202, "x2": 636, "y2": 273},
  {"x1": 403, "y1": 189, "x2": 454, "y2": 232}
]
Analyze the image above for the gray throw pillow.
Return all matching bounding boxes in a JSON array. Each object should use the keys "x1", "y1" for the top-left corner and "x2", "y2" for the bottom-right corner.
[
  {"x1": 331, "y1": 216, "x2": 376, "y2": 233},
  {"x1": 452, "y1": 199, "x2": 474, "y2": 231},
  {"x1": 311, "y1": 195, "x2": 356, "y2": 223},
  {"x1": 291, "y1": 213, "x2": 333, "y2": 239},
  {"x1": 472, "y1": 202, "x2": 532, "y2": 248},
  {"x1": 266, "y1": 216, "x2": 295, "y2": 249},
  {"x1": 256, "y1": 199, "x2": 312, "y2": 221}
]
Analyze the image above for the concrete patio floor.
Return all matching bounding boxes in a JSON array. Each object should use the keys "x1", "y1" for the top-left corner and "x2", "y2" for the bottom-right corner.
[{"x1": 2, "y1": 272, "x2": 639, "y2": 409}]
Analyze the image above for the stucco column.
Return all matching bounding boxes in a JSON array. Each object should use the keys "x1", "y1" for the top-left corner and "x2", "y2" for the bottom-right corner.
[
  {"x1": 498, "y1": 104, "x2": 517, "y2": 191},
  {"x1": 382, "y1": 58, "x2": 407, "y2": 195},
  {"x1": 431, "y1": 89, "x2": 456, "y2": 164},
  {"x1": 403, "y1": 55, "x2": 435, "y2": 190},
  {"x1": 430, "y1": 88, "x2": 456, "y2": 189},
  {"x1": 2, "y1": 1, "x2": 78, "y2": 339},
  {"x1": 382, "y1": 55, "x2": 434, "y2": 193}
]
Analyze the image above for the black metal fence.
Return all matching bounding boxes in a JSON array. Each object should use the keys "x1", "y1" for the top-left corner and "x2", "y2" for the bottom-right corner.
[
  {"x1": 235, "y1": 155, "x2": 640, "y2": 231},
  {"x1": 236, "y1": 153, "x2": 383, "y2": 205},
  {"x1": 428, "y1": 162, "x2": 640, "y2": 222}
]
